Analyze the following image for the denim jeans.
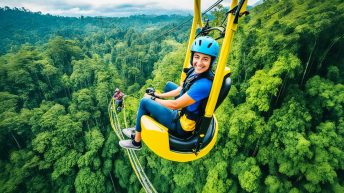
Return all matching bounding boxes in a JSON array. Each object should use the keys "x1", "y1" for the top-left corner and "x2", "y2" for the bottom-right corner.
[
  {"x1": 115, "y1": 99, "x2": 122, "y2": 107},
  {"x1": 135, "y1": 82, "x2": 191, "y2": 138}
]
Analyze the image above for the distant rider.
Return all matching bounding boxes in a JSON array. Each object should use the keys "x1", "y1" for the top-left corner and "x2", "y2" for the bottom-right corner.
[{"x1": 113, "y1": 88, "x2": 124, "y2": 112}]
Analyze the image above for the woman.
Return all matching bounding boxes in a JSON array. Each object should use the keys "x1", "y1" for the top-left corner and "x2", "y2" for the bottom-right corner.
[{"x1": 119, "y1": 36, "x2": 219, "y2": 150}]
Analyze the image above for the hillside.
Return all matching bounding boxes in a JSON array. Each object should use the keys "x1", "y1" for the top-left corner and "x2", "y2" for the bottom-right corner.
[
  {"x1": 0, "y1": 7, "x2": 189, "y2": 55},
  {"x1": 0, "y1": 0, "x2": 343, "y2": 192}
]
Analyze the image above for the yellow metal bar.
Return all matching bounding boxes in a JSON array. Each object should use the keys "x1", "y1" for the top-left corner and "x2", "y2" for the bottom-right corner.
[
  {"x1": 180, "y1": 0, "x2": 203, "y2": 84},
  {"x1": 204, "y1": 0, "x2": 248, "y2": 117},
  {"x1": 240, "y1": 1, "x2": 248, "y2": 14}
]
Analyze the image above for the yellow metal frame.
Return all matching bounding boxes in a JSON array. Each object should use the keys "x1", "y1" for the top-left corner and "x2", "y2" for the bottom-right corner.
[
  {"x1": 180, "y1": 0, "x2": 203, "y2": 83},
  {"x1": 141, "y1": 0, "x2": 248, "y2": 162},
  {"x1": 203, "y1": 0, "x2": 247, "y2": 118}
]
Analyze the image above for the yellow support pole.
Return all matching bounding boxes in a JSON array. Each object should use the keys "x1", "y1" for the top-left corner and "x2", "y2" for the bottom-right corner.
[
  {"x1": 180, "y1": 0, "x2": 203, "y2": 84},
  {"x1": 204, "y1": 0, "x2": 248, "y2": 117}
]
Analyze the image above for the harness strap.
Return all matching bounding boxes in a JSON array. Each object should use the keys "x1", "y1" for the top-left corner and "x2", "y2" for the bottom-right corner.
[{"x1": 179, "y1": 67, "x2": 214, "y2": 121}]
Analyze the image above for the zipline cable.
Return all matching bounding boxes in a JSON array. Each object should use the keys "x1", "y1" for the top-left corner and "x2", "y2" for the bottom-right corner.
[
  {"x1": 155, "y1": 0, "x2": 223, "y2": 40},
  {"x1": 108, "y1": 98, "x2": 157, "y2": 193},
  {"x1": 116, "y1": 99, "x2": 156, "y2": 191},
  {"x1": 202, "y1": 0, "x2": 223, "y2": 15},
  {"x1": 109, "y1": 101, "x2": 151, "y2": 192}
]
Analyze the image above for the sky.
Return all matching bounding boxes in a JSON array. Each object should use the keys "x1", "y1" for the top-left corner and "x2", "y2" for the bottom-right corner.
[{"x1": 0, "y1": 0, "x2": 261, "y2": 17}]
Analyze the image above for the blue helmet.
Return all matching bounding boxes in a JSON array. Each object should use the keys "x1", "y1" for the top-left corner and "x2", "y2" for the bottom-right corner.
[{"x1": 191, "y1": 36, "x2": 219, "y2": 66}]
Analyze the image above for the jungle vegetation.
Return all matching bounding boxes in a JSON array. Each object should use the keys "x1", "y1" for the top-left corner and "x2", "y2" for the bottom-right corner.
[{"x1": 0, "y1": 0, "x2": 343, "y2": 192}]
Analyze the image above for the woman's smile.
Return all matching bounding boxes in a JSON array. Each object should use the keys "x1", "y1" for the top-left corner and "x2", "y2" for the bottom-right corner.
[{"x1": 192, "y1": 52, "x2": 211, "y2": 74}]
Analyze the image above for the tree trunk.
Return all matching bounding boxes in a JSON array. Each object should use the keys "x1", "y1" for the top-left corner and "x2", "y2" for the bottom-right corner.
[
  {"x1": 11, "y1": 132, "x2": 21, "y2": 149},
  {"x1": 109, "y1": 172, "x2": 117, "y2": 193},
  {"x1": 317, "y1": 34, "x2": 344, "y2": 72},
  {"x1": 301, "y1": 38, "x2": 317, "y2": 86}
]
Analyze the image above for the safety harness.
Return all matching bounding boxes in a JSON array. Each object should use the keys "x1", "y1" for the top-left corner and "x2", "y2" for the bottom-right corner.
[{"x1": 178, "y1": 67, "x2": 214, "y2": 128}]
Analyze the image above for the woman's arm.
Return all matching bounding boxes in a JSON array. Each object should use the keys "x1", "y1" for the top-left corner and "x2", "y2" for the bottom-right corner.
[
  {"x1": 155, "y1": 84, "x2": 182, "y2": 99},
  {"x1": 146, "y1": 92, "x2": 195, "y2": 110}
]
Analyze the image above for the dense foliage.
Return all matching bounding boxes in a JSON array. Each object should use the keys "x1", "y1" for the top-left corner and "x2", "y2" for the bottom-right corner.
[
  {"x1": 0, "y1": 6, "x2": 188, "y2": 55},
  {"x1": 1, "y1": 0, "x2": 343, "y2": 192}
]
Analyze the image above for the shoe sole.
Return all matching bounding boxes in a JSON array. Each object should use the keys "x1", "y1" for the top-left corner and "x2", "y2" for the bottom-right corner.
[{"x1": 119, "y1": 141, "x2": 141, "y2": 150}]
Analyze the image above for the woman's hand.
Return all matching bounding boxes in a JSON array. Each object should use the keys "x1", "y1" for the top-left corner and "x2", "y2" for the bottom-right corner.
[
  {"x1": 144, "y1": 93, "x2": 151, "y2": 98},
  {"x1": 154, "y1": 92, "x2": 161, "y2": 98}
]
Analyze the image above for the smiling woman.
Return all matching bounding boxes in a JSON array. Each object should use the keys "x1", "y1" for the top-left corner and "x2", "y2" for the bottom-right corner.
[{"x1": 119, "y1": 36, "x2": 220, "y2": 150}]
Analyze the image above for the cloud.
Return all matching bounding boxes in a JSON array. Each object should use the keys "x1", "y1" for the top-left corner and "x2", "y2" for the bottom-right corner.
[
  {"x1": 114, "y1": 3, "x2": 147, "y2": 9},
  {"x1": 0, "y1": 0, "x2": 261, "y2": 17}
]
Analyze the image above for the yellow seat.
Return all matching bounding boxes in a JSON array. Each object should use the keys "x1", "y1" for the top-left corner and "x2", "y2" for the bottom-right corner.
[{"x1": 141, "y1": 115, "x2": 218, "y2": 162}]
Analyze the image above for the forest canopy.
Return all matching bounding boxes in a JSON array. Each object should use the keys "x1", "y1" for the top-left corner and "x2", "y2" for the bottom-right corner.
[{"x1": 0, "y1": 0, "x2": 343, "y2": 192}]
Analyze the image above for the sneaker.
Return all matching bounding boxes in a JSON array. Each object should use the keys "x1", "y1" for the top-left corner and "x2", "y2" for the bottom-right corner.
[
  {"x1": 119, "y1": 139, "x2": 142, "y2": 150},
  {"x1": 122, "y1": 128, "x2": 135, "y2": 139}
]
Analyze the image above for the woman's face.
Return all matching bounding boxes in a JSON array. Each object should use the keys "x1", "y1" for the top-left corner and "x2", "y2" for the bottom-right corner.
[{"x1": 192, "y1": 52, "x2": 211, "y2": 74}]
